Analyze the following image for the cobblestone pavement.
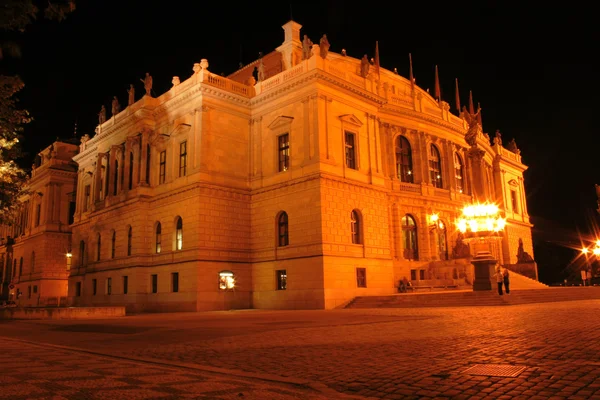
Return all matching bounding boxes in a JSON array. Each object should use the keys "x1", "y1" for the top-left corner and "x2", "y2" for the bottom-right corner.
[
  {"x1": 0, "y1": 338, "x2": 335, "y2": 400},
  {"x1": 3, "y1": 300, "x2": 600, "y2": 399}
]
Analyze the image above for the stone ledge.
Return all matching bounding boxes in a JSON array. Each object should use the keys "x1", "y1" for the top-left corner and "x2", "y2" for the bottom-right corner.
[{"x1": 0, "y1": 306, "x2": 126, "y2": 320}]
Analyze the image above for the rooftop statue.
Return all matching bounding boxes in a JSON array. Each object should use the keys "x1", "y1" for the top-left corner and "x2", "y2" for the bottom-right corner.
[
  {"x1": 111, "y1": 96, "x2": 121, "y2": 116},
  {"x1": 360, "y1": 55, "x2": 370, "y2": 77},
  {"x1": 98, "y1": 105, "x2": 106, "y2": 125},
  {"x1": 319, "y1": 34, "x2": 330, "y2": 59},
  {"x1": 462, "y1": 105, "x2": 482, "y2": 147},
  {"x1": 140, "y1": 72, "x2": 153, "y2": 96},
  {"x1": 127, "y1": 84, "x2": 135, "y2": 106},
  {"x1": 302, "y1": 35, "x2": 313, "y2": 60},
  {"x1": 506, "y1": 138, "x2": 520, "y2": 154}
]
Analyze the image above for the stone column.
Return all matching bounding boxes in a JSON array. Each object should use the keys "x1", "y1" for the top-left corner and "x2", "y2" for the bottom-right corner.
[
  {"x1": 94, "y1": 154, "x2": 103, "y2": 201},
  {"x1": 131, "y1": 137, "x2": 140, "y2": 189},
  {"x1": 53, "y1": 183, "x2": 61, "y2": 222},
  {"x1": 108, "y1": 146, "x2": 117, "y2": 197},
  {"x1": 140, "y1": 130, "x2": 149, "y2": 186},
  {"x1": 124, "y1": 139, "x2": 132, "y2": 191}
]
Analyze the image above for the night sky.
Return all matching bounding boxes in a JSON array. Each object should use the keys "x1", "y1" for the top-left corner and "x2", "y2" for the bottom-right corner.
[{"x1": 1, "y1": 1, "x2": 595, "y2": 280}]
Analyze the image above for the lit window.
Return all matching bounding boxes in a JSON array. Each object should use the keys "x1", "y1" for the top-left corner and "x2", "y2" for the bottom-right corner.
[
  {"x1": 345, "y1": 131, "x2": 357, "y2": 169},
  {"x1": 454, "y1": 152, "x2": 465, "y2": 193},
  {"x1": 511, "y1": 190, "x2": 519, "y2": 213},
  {"x1": 179, "y1": 142, "x2": 187, "y2": 177},
  {"x1": 155, "y1": 222, "x2": 162, "y2": 253},
  {"x1": 278, "y1": 134, "x2": 290, "y2": 172},
  {"x1": 429, "y1": 144, "x2": 443, "y2": 189},
  {"x1": 395, "y1": 136, "x2": 413, "y2": 183},
  {"x1": 276, "y1": 269, "x2": 287, "y2": 290},
  {"x1": 175, "y1": 217, "x2": 183, "y2": 250}
]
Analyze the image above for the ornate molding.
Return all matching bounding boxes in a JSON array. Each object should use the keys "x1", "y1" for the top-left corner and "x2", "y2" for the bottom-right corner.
[
  {"x1": 268, "y1": 115, "x2": 294, "y2": 130},
  {"x1": 339, "y1": 114, "x2": 363, "y2": 127}
]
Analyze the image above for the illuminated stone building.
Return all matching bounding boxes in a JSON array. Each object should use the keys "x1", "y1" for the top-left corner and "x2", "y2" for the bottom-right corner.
[
  {"x1": 0, "y1": 141, "x2": 78, "y2": 305},
  {"x1": 68, "y1": 20, "x2": 534, "y2": 312}
]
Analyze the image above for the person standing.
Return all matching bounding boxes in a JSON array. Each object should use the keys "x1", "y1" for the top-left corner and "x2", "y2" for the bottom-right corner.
[
  {"x1": 495, "y1": 265, "x2": 504, "y2": 296},
  {"x1": 503, "y1": 267, "x2": 510, "y2": 295}
]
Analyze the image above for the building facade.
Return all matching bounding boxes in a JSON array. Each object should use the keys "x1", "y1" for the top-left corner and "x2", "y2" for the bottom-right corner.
[
  {"x1": 0, "y1": 141, "x2": 78, "y2": 305},
  {"x1": 67, "y1": 20, "x2": 534, "y2": 312}
]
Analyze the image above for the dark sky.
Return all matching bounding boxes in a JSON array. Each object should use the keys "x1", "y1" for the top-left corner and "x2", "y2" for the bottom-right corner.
[{"x1": 2, "y1": 1, "x2": 597, "y2": 273}]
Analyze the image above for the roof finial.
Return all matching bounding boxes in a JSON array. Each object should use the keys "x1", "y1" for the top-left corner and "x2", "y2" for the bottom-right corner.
[
  {"x1": 434, "y1": 65, "x2": 441, "y2": 102},
  {"x1": 409, "y1": 53, "x2": 415, "y2": 94},
  {"x1": 477, "y1": 102, "x2": 482, "y2": 126},
  {"x1": 469, "y1": 90, "x2": 475, "y2": 114},
  {"x1": 455, "y1": 78, "x2": 461, "y2": 114}
]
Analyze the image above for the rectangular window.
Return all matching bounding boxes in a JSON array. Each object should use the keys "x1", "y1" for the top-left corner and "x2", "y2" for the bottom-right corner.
[
  {"x1": 344, "y1": 131, "x2": 356, "y2": 170},
  {"x1": 151, "y1": 274, "x2": 158, "y2": 293},
  {"x1": 179, "y1": 141, "x2": 187, "y2": 177},
  {"x1": 356, "y1": 268, "x2": 367, "y2": 288},
  {"x1": 172, "y1": 272, "x2": 179, "y2": 293},
  {"x1": 106, "y1": 278, "x2": 112, "y2": 295},
  {"x1": 92, "y1": 279, "x2": 97, "y2": 295},
  {"x1": 33, "y1": 285, "x2": 38, "y2": 294},
  {"x1": 123, "y1": 276, "x2": 128, "y2": 295},
  {"x1": 84, "y1": 185, "x2": 91, "y2": 212},
  {"x1": 419, "y1": 269, "x2": 426, "y2": 280},
  {"x1": 159, "y1": 150, "x2": 166, "y2": 184},
  {"x1": 28, "y1": 285, "x2": 31, "y2": 299},
  {"x1": 68, "y1": 201, "x2": 76, "y2": 225},
  {"x1": 511, "y1": 190, "x2": 519, "y2": 213},
  {"x1": 276, "y1": 269, "x2": 287, "y2": 290},
  {"x1": 278, "y1": 134, "x2": 290, "y2": 172},
  {"x1": 35, "y1": 204, "x2": 41, "y2": 227},
  {"x1": 75, "y1": 282, "x2": 81, "y2": 297}
]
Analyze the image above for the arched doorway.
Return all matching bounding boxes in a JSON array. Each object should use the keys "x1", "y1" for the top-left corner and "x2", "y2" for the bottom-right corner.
[{"x1": 402, "y1": 214, "x2": 418, "y2": 261}]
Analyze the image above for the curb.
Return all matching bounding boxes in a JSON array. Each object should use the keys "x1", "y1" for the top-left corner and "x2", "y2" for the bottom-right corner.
[{"x1": 0, "y1": 336, "x2": 364, "y2": 399}]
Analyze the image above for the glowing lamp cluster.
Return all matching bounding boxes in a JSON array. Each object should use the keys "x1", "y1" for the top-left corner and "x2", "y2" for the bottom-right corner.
[
  {"x1": 582, "y1": 240, "x2": 600, "y2": 256},
  {"x1": 456, "y1": 203, "x2": 506, "y2": 238}
]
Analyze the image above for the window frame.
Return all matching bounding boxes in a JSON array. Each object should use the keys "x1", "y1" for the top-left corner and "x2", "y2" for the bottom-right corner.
[
  {"x1": 179, "y1": 141, "x2": 187, "y2": 177},
  {"x1": 276, "y1": 269, "x2": 287, "y2": 290},
  {"x1": 277, "y1": 212, "x2": 289, "y2": 247},
  {"x1": 159, "y1": 150, "x2": 166, "y2": 184},
  {"x1": 151, "y1": 274, "x2": 158, "y2": 294},
  {"x1": 395, "y1": 136, "x2": 414, "y2": 183},
  {"x1": 344, "y1": 131, "x2": 357, "y2": 170},
  {"x1": 175, "y1": 217, "x2": 183, "y2": 250},
  {"x1": 356, "y1": 267, "x2": 367, "y2": 288},
  {"x1": 350, "y1": 210, "x2": 361, "y2": 244},
  {"x1": 278, "y1": 133, "x2": 290, "y2": 172},
  {"x1": 428, "y1": 144, "x2": 443, "y2": 189},
  {"x1": 172, "y1": 272, "x2": 179, "y2": 293}
]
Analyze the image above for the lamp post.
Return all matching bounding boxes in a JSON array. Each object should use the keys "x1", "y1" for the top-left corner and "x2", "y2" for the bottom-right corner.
[
  {"x1": 580, "y1": 240, "x2": 600, "y2": 285},
  {"x1": 456, "y1": 203, "x2": 507, "y2": 291}
]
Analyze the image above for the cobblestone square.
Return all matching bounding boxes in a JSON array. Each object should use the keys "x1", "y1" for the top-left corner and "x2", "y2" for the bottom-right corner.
[{"x1": 2, "y1": 299, "x2": 600, "y2": 399}]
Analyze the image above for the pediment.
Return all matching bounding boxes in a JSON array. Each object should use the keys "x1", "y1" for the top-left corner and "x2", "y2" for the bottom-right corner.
[
  {"x1": 268, "y1": 116, "x2": 294, "y2": 130},
  {"x1": 172, "y1": 123, "x2": 192, "y2": 137},
  {"x1": 339, "y1": 114, "x2": 363, "y2": 127},
  {"x1": 508, "y1": 179, "x2": 518, "y2": 187}
]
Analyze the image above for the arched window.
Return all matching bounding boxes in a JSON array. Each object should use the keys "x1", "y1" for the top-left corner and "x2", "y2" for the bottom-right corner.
[
  {"x1": 128, "y1": 152, "x2": 134, "y2": 190},
  {"x1": 454, "y1": 152, "x2": 465, "y2": 194},
  {"x1": 278, "y1": 212, "x2": 289, "y2": 247},
  {"x1": 19, "y1": 257, "x2": 23, "y2": 276},
  {"x1": 79, "y1": 240, "x2": 86, "y2": 266},
  {"x1": 395, "y1": 136, "x2": 414, "y2": 183},
  {"x1": 113, "y1": 159, "x2": 119, "y2": 195},
  {"x1": 31, "y1": 251, "x2": 35, "y2": 273},
  {"x1": 127, "y1": 226, "x2": 132, "y2": 256},
  {"x1": 111, "y1": 230, "x2": 116, "y2": 259},
  {"x1": 350, "y1": 210, "x2": 361, "y2": 244},
  {"x1": 105, "y1": 160, "x2": 111, "y2": 195},
  {"x1": 429, "y1": 144, "x2": 443, "y2": 189},
  {"x1": 175, "y1": 217, "x2": 183, "y2": 250},
  {"x1": 155, "y1": 222, "x2": 162, "y2": 254},
  {"x1": 437, "y1": 219, "x2": 448, "y2": 261},
  {"x1": 96, "y1": 233, "x2": 101, "y2": 261},
  {"x1": 401, "y1": 214, "x2": 419, "y2": 261}
]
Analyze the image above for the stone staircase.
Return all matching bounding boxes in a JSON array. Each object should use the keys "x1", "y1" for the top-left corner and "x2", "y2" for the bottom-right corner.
[{"x1": 346, "y1": 275, "x2": 600, "y2": 309}]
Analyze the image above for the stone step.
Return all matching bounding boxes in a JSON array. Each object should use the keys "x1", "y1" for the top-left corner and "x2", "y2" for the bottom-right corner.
[{"x1": 346, "y1": 287, "x2": 600, "y2": 309}]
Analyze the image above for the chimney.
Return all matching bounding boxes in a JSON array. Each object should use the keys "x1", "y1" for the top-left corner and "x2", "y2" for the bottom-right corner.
[{"x1": 277, "y1": 20, "x2": 303, "y2": 71}]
